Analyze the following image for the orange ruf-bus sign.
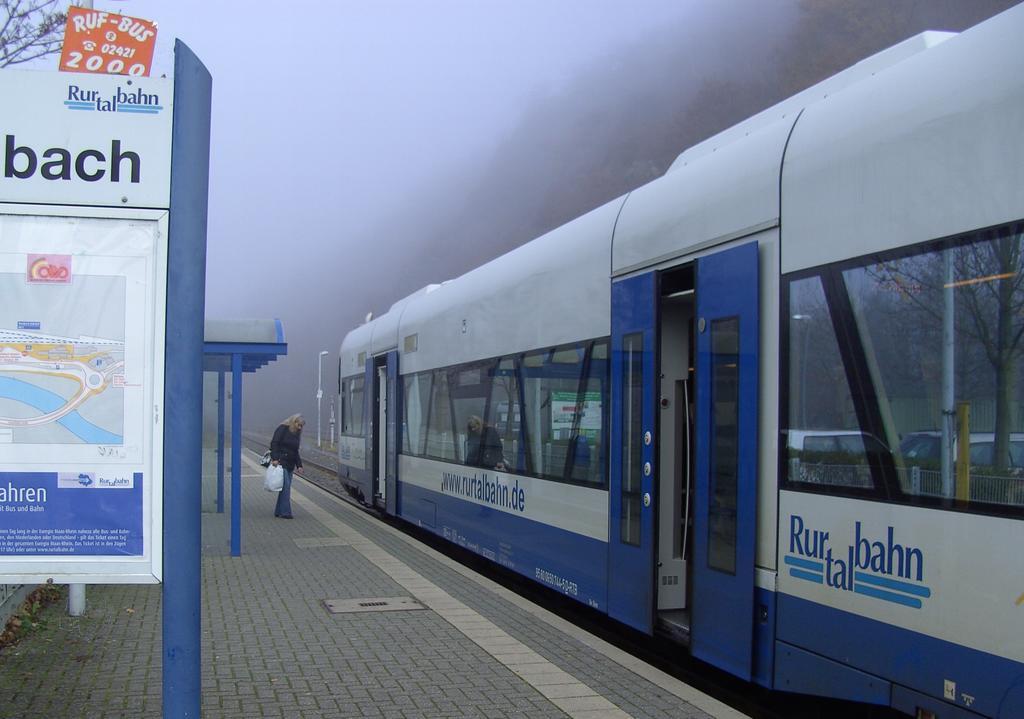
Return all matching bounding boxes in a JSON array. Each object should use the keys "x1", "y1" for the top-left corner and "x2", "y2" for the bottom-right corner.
[{"x1": 58, "y1": 7, "x2": 157, "y2": 77}]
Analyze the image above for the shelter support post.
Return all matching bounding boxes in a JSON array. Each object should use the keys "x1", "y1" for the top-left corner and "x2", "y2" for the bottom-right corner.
[
  {"x1": 217, "y1": 371, "x2": 225, "y2": 514},
  {"x1": 231, "y1": 353, "x2": 243, "y2": 557}
]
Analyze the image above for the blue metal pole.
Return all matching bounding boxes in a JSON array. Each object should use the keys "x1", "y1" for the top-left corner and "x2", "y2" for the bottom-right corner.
[
  {"x1": 217, "y1": 370, "x2": 225, "y2": 514},
  {"x1": 231, "y1": 353, "x2": 242, "y2": 557},
  {"x1": 163, "y1": 40, "x2": 211, "y2": 719}
]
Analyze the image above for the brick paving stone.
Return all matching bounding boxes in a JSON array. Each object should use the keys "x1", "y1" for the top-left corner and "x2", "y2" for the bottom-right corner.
[
  {"x1": 0, "y1": 447, "x2": 742, "y2": 719},
  {"x1": 295, "y1": 485, "x2": 728, "y2": 719}
]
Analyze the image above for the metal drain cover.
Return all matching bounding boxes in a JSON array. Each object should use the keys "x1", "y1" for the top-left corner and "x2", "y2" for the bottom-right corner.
[
  {"x1": 322, "y1": 597, "x2": 425, "y2": 614},
  {"x1": 293, "y1": 537, "x2": 349, "y2": 548}
]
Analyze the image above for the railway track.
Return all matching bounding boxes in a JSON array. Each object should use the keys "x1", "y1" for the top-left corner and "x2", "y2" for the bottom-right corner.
[{"x1": 243, "y1": 431, "x2": 899, "y2": 719}]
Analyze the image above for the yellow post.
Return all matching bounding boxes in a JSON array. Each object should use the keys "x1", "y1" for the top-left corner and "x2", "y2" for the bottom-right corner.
[{"x1": 956, "y1": 402, "x2": 971, "y2": 501}]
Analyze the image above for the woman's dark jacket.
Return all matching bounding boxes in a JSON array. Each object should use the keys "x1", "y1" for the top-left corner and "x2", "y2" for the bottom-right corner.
[
  {"x1": 466, "y1": 426, "x2": 503, "y2": 469},
  {"x1": 270, "y1": 424, "x2": 303, "y2": 472}
]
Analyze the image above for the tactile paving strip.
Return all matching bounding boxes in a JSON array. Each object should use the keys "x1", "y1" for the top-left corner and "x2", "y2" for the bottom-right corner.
[{"x1": 293, "y1": 536, "x2": 350, "y2": 548}]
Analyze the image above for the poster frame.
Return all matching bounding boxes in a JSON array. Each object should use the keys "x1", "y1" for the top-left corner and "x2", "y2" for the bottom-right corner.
[{"x1": 0, "y1": 202, "x2": 168, "y2": 584}]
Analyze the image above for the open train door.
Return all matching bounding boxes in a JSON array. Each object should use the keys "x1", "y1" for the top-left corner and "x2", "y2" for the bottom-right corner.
[
  {"x1": 608, "y1": 271, "x2": 657, "y2": 634},
  {"x1": 372, "y1": 350, "x2": 399, "y2": 515},
  {"x1": 692, "y1": 242, "x2": 758, "y2": 680}
]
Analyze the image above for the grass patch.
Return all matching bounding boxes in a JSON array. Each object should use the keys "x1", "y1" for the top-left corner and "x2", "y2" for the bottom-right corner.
[{"x1": 0, "y1": 582, "x2": 66, "y2": 651}]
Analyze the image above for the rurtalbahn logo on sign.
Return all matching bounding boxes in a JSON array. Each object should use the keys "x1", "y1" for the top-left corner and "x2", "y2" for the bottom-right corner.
[
  {"x1": 27, "y1": 254, "x2": 72, "y2": 284},
  {"x1": 784, "y1": 514, "x2": 933, "y2": 609}
]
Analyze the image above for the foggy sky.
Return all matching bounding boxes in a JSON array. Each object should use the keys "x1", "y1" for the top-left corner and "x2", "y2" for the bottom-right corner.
[
  {"x1": 101, "y1": 0, "x2": 711, "y2": 433},
  {"x1": 20, "y1": 1, "x2": 1019, "y2": 436}
]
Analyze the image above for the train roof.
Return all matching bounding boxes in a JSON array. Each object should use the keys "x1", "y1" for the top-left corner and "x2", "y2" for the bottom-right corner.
[
  {"x1": 394, "y1": 196, "x2": 623, "y2": 374},
  {"x1": 612, "y1": 29, "x2": 956, "y2": 277},
  {"x1": 342, "y1": 5, "x2": 1024, "y2": 369},
  {"x1": 340, "y1": 284, "x2": 442, "y2": 376},
  {"x1": 667, "y1": 31, "x2": 953, "y2": 173},
  {"x1": 782, "y1": 3, "x2": 1024, "y2": 272}
]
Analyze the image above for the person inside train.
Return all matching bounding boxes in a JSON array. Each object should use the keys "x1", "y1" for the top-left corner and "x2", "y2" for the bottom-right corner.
[{"x1": 465, "y1": 415, "x2": 506, "y2": 470}]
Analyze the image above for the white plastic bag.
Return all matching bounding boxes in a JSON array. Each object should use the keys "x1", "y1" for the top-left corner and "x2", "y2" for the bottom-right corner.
[{"x1": 264, "y1": 464, "x2": 284, "y2": 492}]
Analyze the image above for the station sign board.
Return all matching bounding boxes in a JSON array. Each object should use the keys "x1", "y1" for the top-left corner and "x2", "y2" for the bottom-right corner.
[
  {"x1": 0, "y1": 69, "x2": 172, "y2": 583},
  {"x1": 1, "y1": 70, "x2": 170, "y2": 208}
]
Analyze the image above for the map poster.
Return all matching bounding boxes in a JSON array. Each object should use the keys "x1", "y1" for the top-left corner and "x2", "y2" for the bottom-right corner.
[{"x1": 0, "y1": 212, "x2": 161, "y2": 565}]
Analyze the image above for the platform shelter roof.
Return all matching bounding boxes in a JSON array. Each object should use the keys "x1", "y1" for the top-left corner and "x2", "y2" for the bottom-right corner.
[{"x1": 203, "y1": 318, "x2": 287, "y2": 372}]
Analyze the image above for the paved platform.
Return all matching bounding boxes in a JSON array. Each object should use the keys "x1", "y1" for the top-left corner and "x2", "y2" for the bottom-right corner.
[{"x1": 0, "y1": 448, "x2": 747, "y2": 719}]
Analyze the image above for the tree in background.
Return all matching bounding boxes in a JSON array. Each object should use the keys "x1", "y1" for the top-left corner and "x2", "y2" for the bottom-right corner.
[
  {"x1": 868, "y1": 229, "x2": 1024, "y2": 474},
  {"x1": 0, "y1": 0, "x2": 65, "y2": 68},
  {"x1": 957, "y1": 232, "x2": 1024, "y2": 472}
]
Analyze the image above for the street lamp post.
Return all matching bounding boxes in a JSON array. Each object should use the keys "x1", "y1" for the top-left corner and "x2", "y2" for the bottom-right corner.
[{"x1": 317, "y1": 350, "x2": 328, "y2": 448}]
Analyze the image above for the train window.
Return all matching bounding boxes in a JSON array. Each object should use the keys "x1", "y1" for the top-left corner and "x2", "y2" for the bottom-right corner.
[
  {"x1": 521, "y1": 342, "x2": 588, "y2": 482},
  {"x1": 340, "y1": 378, "x2": 348, "y2": 434},
  {"x1": 785, "y1": 277, "x2": 876, "y2": 490},
  {"x1": 341, "y1": 374, "x2": 365, "y2": 438},
  {"x1": 708, "y1": 318, "x2": 739, "y2": 574},
  {"x1": 552, "y1": 346, "x2": 584, "y2": 364},
  {"x1": 620, "y1": 333, "x2": 643, "y2": 546},
  {"x1": 451, "y1": 359, "x2": 499, "y2": 468},
  {"x1": 424, "y1": 369, "x2": 457, "y2": 461},
  {"x1": 486, "y1": 358, "x2": 523, "y2": 472},
  {"x1": 784, "y1": 220, "x2": 1024, "y2": 517},
  {"x1": 403, "y1": 371, "x2": 432, "y2": 456},
  {"x1": 386, "y1": 369, "x2": 397, "y2": 481},
  {"x1": 569, "y1": 340, "x2": 607, "y2": 486},
  {"x1": 402, "y1": 339, "x2": 609, "y2": 486}
]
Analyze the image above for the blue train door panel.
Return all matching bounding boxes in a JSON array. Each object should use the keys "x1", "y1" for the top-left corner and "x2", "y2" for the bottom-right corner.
[
  {"x1": 362, "y1": 357, "x2": 375, "y2": 501},
  {"x1": 372, "y1": 350, "x2": 399, "y2": 515},
  {"x1": 609, "y1": 271, "x2": 657, "y2": 634},
  {"x1": 385, "y1": 350, "x2": 399, "y2": 516},
  {"x1": 692, "y1": 242, "x2": 759, "y2": 679}
]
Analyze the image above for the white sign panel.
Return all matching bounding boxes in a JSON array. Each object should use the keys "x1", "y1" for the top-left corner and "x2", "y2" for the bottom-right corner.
[
  {"x1": 0, "y1": 69, "x2": 172, "y2": 208},
  {"x1": 0, "y1": 208, "x2": 166, "y2": 582},
  {"x1": 778, "y1": 490, "x2": 1024, "y2": 662},
  {"x1": 399, "y1": 454, "x2": 608, "y2": 541}
]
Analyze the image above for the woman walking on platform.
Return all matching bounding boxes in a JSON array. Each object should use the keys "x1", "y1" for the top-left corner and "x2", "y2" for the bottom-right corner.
[{"x1": 270, "y1": 414, "x2": 304, "y2": 519}]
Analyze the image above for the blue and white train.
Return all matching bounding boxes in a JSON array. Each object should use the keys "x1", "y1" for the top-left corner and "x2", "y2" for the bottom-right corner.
[{"x1": 336, "y1": 6, "x2": 1024, "y2": 717}]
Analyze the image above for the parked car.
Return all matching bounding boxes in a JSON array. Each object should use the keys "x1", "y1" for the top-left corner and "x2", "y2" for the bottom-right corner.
[
  {"x1": 787, "y1": 429, "x2": 890, "y2": 457},
  {"x1": 785, "y1": 430, "x2": 890, "y2": 489},
  {"x1": 899, "y1": 431, "x2": 1024, "y2": 468}
]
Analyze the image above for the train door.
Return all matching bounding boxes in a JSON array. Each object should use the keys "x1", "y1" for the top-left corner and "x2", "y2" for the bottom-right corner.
[
  {"x1": 372, "y1": 350, "x2": 399, "y2": 514},
  {"x1": 691, "y1": 242, "x2": 759, "y2": 680},
  {"x1": 609, "y1": 271, "x2": 657, "y2": 634},
  {"x1": 656, "y1": 265, "x2": 694, "y2": 632}
]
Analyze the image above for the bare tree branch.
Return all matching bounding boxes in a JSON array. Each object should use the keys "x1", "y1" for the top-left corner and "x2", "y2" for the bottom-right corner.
[{"x1": 0, "y1": 0, "x2": 66, "y2": 68}]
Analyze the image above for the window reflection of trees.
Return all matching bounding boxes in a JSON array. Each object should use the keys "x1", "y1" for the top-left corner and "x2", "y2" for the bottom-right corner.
[
  {"x1": 787, "y1": 224, "x2": 1024, "y2": 510},
  {"x1": 789, "y1": 279, "x2": 851, "y2": 432},
  {"x1": 860, "y1": 228, "x2": 1024, "y2": 477}
]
